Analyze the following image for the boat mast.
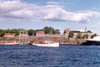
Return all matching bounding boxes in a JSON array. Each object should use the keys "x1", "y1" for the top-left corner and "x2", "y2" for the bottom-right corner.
[
  {"x1": 51, "y1": 19, "x2": 53, "y2": 42},
  {"x1": 19, "y1": 28, "x2": 20, "y2": 43},
  {"x1": 43, "y1": 19, "x2": 45, "y2": 43}
]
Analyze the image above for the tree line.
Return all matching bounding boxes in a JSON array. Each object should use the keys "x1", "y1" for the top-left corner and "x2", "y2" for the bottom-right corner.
[
  {"x1": 28, "y1": 26, "x2": 60, "y2": 35},
  {"x1": 0, "y1": 26, "x2": 60, "y2": 37}
]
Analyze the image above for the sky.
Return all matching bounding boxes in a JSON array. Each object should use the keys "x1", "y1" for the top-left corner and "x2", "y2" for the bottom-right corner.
[{"x1": 0, "y1": 0, "x2": 100, "y2": 34}]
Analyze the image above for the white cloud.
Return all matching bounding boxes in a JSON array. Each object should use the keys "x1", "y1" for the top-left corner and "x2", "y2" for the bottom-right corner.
[
  {"x1": 47, "y1": 1, "x2": 59, "y2": 4},
  {"x1": 97, "y1": 22, "x2": 100, "y2": 24},
  {"x1": 44, "y1": 9, "x2": 100, "y2": 23},
  {"x1": 0, "y1": 0, "x2": 100, "y2": 23}
]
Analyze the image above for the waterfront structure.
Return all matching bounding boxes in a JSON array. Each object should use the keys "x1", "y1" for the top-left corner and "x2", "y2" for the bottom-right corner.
[{"x1": 4, "y1": 33, "x2": 15, "y2": 38}]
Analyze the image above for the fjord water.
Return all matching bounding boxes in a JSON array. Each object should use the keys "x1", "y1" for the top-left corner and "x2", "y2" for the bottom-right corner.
[{"x1": 0, "y1": 45, "x2": 100, "y2": 67}]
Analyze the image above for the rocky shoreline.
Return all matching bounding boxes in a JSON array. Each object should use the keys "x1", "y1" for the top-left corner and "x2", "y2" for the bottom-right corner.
[{"x1": 0, "y1": 36, "x2": 88, "y2": 45}]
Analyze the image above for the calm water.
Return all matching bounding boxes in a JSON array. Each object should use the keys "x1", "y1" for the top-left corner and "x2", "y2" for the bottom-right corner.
[{"x1": 0, "y1": 45, "x2": 100, "y2": 67}]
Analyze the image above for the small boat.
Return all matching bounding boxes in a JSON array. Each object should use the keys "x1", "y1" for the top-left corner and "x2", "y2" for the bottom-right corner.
[
  {"x1": 33, "y1": 41, "x2": 59, "y2": 47},
  {"x1": 5, "y1": 41, "x2": 19, "y2": 45},
  {"x1": 85, "y1": 36, "x2": 100, "y2": 45}
]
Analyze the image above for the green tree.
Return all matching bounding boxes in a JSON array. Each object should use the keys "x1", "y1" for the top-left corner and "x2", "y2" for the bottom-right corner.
[
  {"x1": 5, "y1": 29, "x2": 10, "y2": 33},
  {"x1": 51, "y1": 27, "x2": 56, "y2": 34},
  {"x1": 0, "y1": 29, "x2": 5, "y2": 37},
  {"x1": 55, "y1": 29, "x2": 60, "y2": 34},
  {"x1": 28, "y1": 29, "x2": 34, "y2": 36},
  {"x1": 44, "y1": 26, "x2": 55, "y2": 34},
  {"x1": 11, "y1": 29, "x2": 19, "y2": 36},
  {"x1": 69, "y1": 31, "x2": 74, "y2": 38},
  {"x1": 44, "y1": 26, "x2": 50, "y2": 34},
  {"x1": 35, "y1": 29, "x2": 43, "y2": 32},
  {"x1": 82, "y1": 34, "x2": 88, "y2": 39},
  {"x1": 91, "y1": 33, "x2": 97, "y2": 38}
]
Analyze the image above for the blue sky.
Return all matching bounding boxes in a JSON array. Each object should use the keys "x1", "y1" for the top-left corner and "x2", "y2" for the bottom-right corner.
[{"x1": 0, "y1": 0, "x2": 100, "y2": 34}]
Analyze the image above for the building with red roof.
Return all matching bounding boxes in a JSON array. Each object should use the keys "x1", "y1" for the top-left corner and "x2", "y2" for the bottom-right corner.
[{"x1": 4, "y1": 33, "x2": 15, "y2": 38}]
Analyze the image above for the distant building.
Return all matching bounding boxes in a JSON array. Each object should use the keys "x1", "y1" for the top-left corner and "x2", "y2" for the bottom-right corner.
[
  {"x1": 34, "y1": 31, "x2": 45, "y2": 36},
  {"x1": 81, "y1": 30, "x2": 93, "y2": 38},
  {"x1": 64, "y1": 28, "x2": 93, "y2": 39},
  {"x1": 71, "y1": 31, "x2": 80, "y2": 38},
  {"x1": 72, "y1": 28, "x2": 93, "y2": 38},
  {"x1": 4, "y1": 33, "x2": 15, "y2": 38},
  {"x1": 16, "y1": 30, "x2": 28, "y2": 42},
  {"x1": 64, "y1": 28, "x2": 70, "y2": 38}
]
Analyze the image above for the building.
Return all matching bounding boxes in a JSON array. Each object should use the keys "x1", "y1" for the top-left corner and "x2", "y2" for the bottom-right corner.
[
  {"x1": 15, "y1": 30, "x2": 29, "y2": 43},
  {"x1": 18, "y1": 30, "x2": 28, "y2": 42},
  {"x1": 64, "y1": 28, "x2": 70, "y2": 38},
  {"x1": 72, "y1": 28, "x2": 93, "y2": 38},
  {"x1": 64, "y1": 28, "x2": 93, "y2": 39},
  {"x1": 71, "y1": 31, "x2": 80, "y2": 38},
  {"x1": 4, "y1": 33, "x2": 15, "y2": 38},
  {"x1": 34, "y1": 31, "x2": 45, "y2": 36}
]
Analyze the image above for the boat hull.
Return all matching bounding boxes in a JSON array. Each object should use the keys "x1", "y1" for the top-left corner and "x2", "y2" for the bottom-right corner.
[
  {"x1": 33, "y1": 43, "x2": 59, "y2": 47},
  {"x1": 85, "y1": 36, "x2": 100, "y2": 45},
  {"x1": 86, "y1": 40, "x2": 100, "y2": 45},
  {"x1": 5, "y1": 43, "x2": 19, "y2": 45}
]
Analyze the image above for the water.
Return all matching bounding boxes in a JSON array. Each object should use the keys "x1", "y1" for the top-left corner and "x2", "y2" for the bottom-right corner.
[{"x1": 0, "y1": 45, "x2": 100, "y2": 67}]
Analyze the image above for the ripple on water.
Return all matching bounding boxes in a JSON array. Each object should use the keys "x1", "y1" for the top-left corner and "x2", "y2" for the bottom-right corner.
[{"x1": 0, "y1": 45, "x2": 100, "y2": 67}]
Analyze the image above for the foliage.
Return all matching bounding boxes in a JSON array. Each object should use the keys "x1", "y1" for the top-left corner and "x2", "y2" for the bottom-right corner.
[
  {"x1": 77, "y1": 33, "x2": 82, "y2": 39},
  {"x1": 0, "y1": 29, "x2": 20, "y2": 37},
  {"x1": 82, "y1": 34, "x2": 88, "y2": 39},
  {"x1": 11, "y1": 29, "x2": 19, "y2": 36},
  {"x1": 35, "y1": 29, "x2": 43, "y2": 32},
  {"x1": 28, "y1": 29, "x2": 34, "y2": 36},
  {"x1": 91, "y1": 33, "x2": 97, "y2": 38},
  {"x1": 68, "y1": 31, "x2": 74, "y2": 38},
  {"x1": 0, "y1": 29, "x2": 5, "y2": 37},
  {"x1": 44, "y1": 26, "x2": 55, "y2": 34},
  {"x1": 55, "y1": 29, "x2": 60, "y2": 34},
  {"x1": 0, "y1": 26, "x2": 60, "y2": 37}
]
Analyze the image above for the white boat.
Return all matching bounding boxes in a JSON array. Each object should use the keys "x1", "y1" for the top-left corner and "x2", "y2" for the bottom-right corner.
[
  {"x1": 5, "y1": 41, "x2": 19, "y2": 45},
  {"x1": 33, "y1": 41, "x2": 59, "y2": 47},
  {"x1": 85, "y1": 36, "x2": 100, "y2": 45}
]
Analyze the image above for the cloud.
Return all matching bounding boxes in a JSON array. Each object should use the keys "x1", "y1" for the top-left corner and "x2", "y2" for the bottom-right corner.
[
  {"x1": 47, "y1": 1, "x2": 59, "y2": 4},
  {"x1": 44, "y1": 9, "x2": 100, "y2": 23},
  {"x1": 0, "y1": 0, "x2": 100, "y2": 23},
  {"x1": 97, "y1": 22, "x2": 100, "y2": 24}
]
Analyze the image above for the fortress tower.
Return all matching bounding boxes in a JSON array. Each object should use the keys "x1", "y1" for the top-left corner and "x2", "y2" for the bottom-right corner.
[{"x1": 85, "y1": 27, "x2": 87, "y2": 32}]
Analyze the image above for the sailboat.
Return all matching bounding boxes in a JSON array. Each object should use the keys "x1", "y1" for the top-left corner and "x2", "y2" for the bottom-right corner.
[
  {"x1": 33, "y1": 42, "x2": 59, "y2": 47},
  {"x1": 33, "y1": 19, "x2": 59, "y2": 47}
]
